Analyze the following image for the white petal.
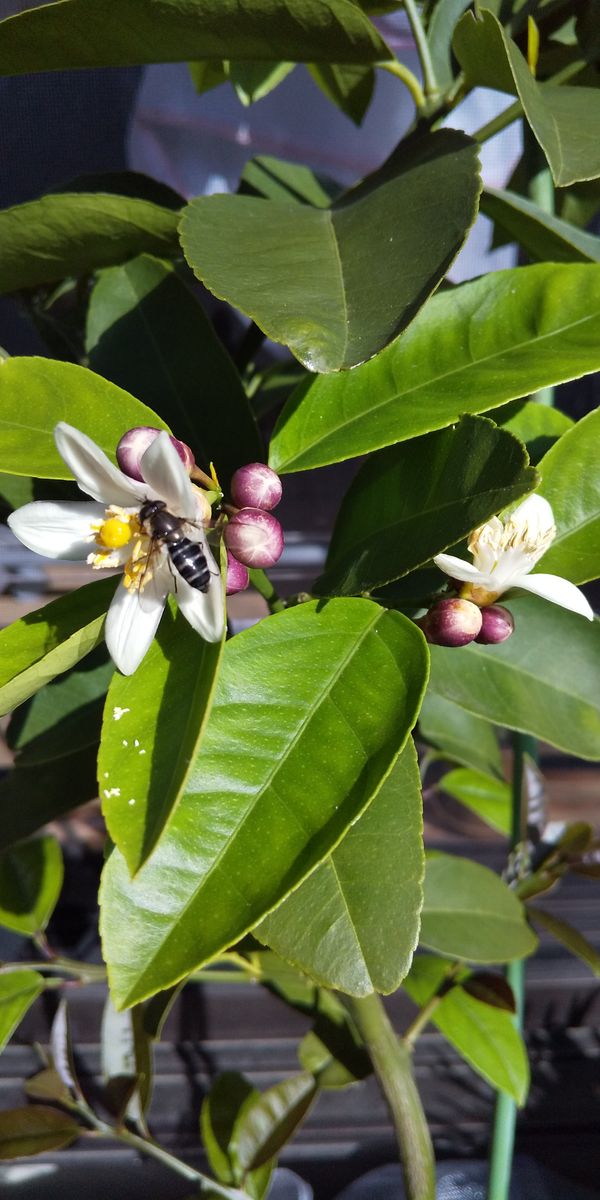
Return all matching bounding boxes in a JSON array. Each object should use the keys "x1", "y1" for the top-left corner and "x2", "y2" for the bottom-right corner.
[
  {"x1": 433, "y1": 554, "x2": 486, "y2": 584},
  {"x1": 515, "y1": 573, "x2": 595, "y2": 620},
  {"x1": 140, "y1": 432, "x2": 196, "y2": 518},
  {"x1": 8, "y1": 500, "x2": 105, "y2": 559},
  {"x1": 175, "y1": 545, "x2": 225, "y2": 643},
  {"x1": 511, "y1": 493, "x2": 555, "y2": 537},
  {"x1": 54, "y1": 423, "x2": 146, "y2": 507},
  {"x1": 105, "y1": 571, "x2": 169, "y2": 675}
]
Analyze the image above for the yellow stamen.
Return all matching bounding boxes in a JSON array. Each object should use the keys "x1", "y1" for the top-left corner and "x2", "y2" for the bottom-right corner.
[{"x1": 97, "y1": 515, "x2": 133, "y2": 549}]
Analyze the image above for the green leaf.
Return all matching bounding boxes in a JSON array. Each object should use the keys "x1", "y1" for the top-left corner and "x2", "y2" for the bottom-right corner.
[
  {"x1": 101, "y1": 994, "x2": 153, "y2": 1123},
  {"x1": 24, "y1": 1068, "x2": 71, "y2": 1106},
  {"x1": 439, "y1": 768, "x2": 511, "y2": 835},
  {"x1": 298, "y1": 990, "x2": 371, "y2": 1087},
  {"x1": 481, "y1": 187, "x2": 600, "y2": 264},
  {"x1": 99, "y1": 600, "x2": 225, "y2": 875},
  {"x1": 493, "y1": 398, "x2": 573, "y2": 465},
  {"x1": 240, "y1": 155, "x2": 339, "y2": 207},
  {"x1": 0, "y1": 837, "x2": 63, "y2": 936},
  {"x1": 403, "y1": 957, "x2": 529, "y2": 1103},
  {"x1": 0, "y1": 0, "x2": 390, "y2": 74},
  {"x1": 0, "y1": 578, "x2": 116, "y2": 717},
  {"x1": 8, "y1": 651, "x2": 114, "y2": 766},
  {"x1": 317, "y1": 416, "x2": 537, "y2": 596},
  {"x1": 428, "y1": 595, "x2": 600, "y2": 760},
  {"x1": 537, "y1": 406, "x2": 600, "y2": 583},
  {"x1": 180, "y1": 129, "x2": 481, "y2": 372},
  {"x1": 426, "y1": 0, "x2": 472, "y2": 91},
  {"x1": 230, "y1": 1073, "x2": 318, "y2": 1173},
  {"x1": 453, "y1": 8, "x2": 600, "y2": 186},
  {"x1": 201, "y1": 1073, "x2": 255, "y2": 1184},
  {"x1": 0, "y1": 971, "x2": 45, "y2": 1054},
  {"x1": 86, "y1": 254, "x2": 261, "y2": 487},
  {"x1": 528, "y1": 905, "x2": 600, "y2": 975},
  {"x1": 256, "y1": 740, "x2": 423, "y2": 996},
  {"x1": 269, "y1": 263, "x2": 600, "y2": 472},
  {"x1": 0, "y1": 192, "x2": 179, "y2": 295},
  {"x1": 0, "y1": 747, "x2": 100, "y2": 853},
  {"x1": 308, "y1": 63, "x2": 375, "y2": 125},
  {"x1": 418, "y1": 693, "x2": 502, "y2": 778},
  {"x1": 188, "y1": 59, "x2": 228, "y2": 95},
  {"x1": 0, "y1": 358, "x2": 168, "y2": 478},
  {"x1": 100, "y1": 599, "x2": 428, "y2": 1007},
  {"x1": 420, "y1": 854, "x2": 537, "y2": 962},
  {"x1": 228, "y1": 61, "x2": 294, "y2": 106},
  {"x1": 0, "y1": 1107, "x2": 80, "y2": 1158}
]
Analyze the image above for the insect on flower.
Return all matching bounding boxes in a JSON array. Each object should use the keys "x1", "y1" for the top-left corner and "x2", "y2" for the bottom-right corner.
[{"x1": 8, "y1": 423, "x2": 225, "y2": 675}]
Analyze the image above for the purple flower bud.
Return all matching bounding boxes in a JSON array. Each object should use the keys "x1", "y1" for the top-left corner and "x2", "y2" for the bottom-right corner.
[
  {"x1": 224, "y1": 507, "x2": 284, "y2": 569},
  {"x1": 422, "y1": 598, "x2": 482, "y2": 648},
  {"x1": 225, "y1": 551, "x2": 250, "y2": 596},
  {"x1": 117, "y1": 426, "x2": 195, "y2": 482},
  {"x1": 475, "y1": 604, "x2": 514, "y2": 645},
  {"x1": 231, "y1": 462, "x2": 282, "y2": 511}
]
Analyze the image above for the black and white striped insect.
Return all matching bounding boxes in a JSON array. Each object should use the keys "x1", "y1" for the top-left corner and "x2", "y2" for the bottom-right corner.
[{"x1": 138, "y1": 499, "x2": 214, "y2": 592}]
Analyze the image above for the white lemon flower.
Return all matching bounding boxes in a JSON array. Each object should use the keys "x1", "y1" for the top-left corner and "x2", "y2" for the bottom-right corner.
[
  {"x1": 434, "y1": 494, "x2": 593, "y2": 621},
  {"x1": 8, "y1": 423, "x2": 224, "y2": 674}
]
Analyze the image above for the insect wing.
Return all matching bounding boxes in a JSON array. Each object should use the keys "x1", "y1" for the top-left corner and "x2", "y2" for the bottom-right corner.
[{"x1": 136, "y1": 544, "x2": 172, "y2": 615}]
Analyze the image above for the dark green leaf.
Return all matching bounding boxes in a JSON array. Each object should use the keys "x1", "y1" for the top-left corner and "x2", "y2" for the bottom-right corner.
[
  {"x1": 0, "y1": 578, "x2": 116, "y2": 717},
  {"x1": 230, "y1": 1073, "x2": 317, "y2": 1173},
  {"x1": 0, "y1": 746, "x2": 100, "y2": 853},
  {"x1": 298, "y1": 989, "x2": 371, "y2": 1087},
  {"x1": 308, "y1": 63, "x2": 375, "y2": 125},
  {"x1": 537, "y1": 406, "x2": 600, "y2": 583},
  {"x1": 0, "y1": 971, "x2": 45, "y2": 1054},
  {"x1": 188, "y1": 59, "x2": 228, "y2": 95},
  {"x1": 528, "y1": 905, "x2": 600, "y2": 975},
  {"x1": 0, "y1": 1107, "x2": 80, "y2": 1158},
  {"x1": 99, "y1": 600, "x2": 225, "y2": 875},
  {"x1": 24, "y1": 1068, "x2": 71, "y2": 1106},
  {"x1": 201, "y1": 1072, "x2": 256, "y2": 1184},
  {"x1": 0, "y1": 193, "x2": 179, "y2": 295},
  {"x1": 439, "y1": 768, "x2": 511, "y2": 835},
  {"x1": 421, "y1": 854, "x2": 537, "y2": 962},
  {"x1": 481, "y1": 187, "x2": 600, "y2": 263},
  {"x1": 428, "y1": 595, "x2": 600, "y2": 759},
  {"x1": 0, "y1": 838, "x2": 63, "y2": 936},
  {"x1": 426, "y1": 0, "x2": 472, "y2": 91},
  {"x1": 228, "y1": 61, "x2": 294, "y2": 105},
  {"x1": 453, "y1": 8, "x2": 600, "y2": 186},
  {"x1": 240, "y1": 156, "x2": 339, "y2": 207},
  {"x1": 8, "y1": 651, "x2": 113, "y2": 766},
  {"x1": 180, "y1": 130, "x2": 480, "y2": 372},
  {"x1": 404, "y1": 957, "x2": 529, "y2": 1103},
  {"x1": 86, "y1": 254, "x2": 261, "y2": 487},
  {"x1": 0, "y1": 0, "x2": 390, "y2": 74},
  {"x1": 269, "y1": 263, "x2": 600, "y2": 472},
  {"x1": 0, "y1": 357, "x2": 168, "y2": 478},
  {"x1": 256, "y1": 741, "x2": 423, "y2": 996},
  {"x1": 317, "y1": 416, "x2": 537, "y2": 596},
  {"x1": 493, "y1": 398, "x2": 573, "y2": 465},
  {"x1": 418, "y1": 693, "x2": 502, "y2": 778},
  {"x1": 462, "y1": 971, "x2": 516, "y2": 1012},
  {"x1": 100, "y1": 599, "x2": 428, "y2": 1007}
]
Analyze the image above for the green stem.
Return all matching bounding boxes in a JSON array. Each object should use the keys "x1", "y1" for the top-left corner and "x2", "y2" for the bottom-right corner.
[
  {"x1": 351, "y1": 993, "x2": 435, "y2": 1200},
  {"x1": 525, "y1": 126, "x2": 555, "y2": 407},
  {"x1": 0, "y1": 958, "x2": 106, "y2": 982},
  {"x1": 403, "y1": 0, "x2": 439, "y2": 102},
  {"x1": 403, "y1": 963, "x2": 461, "y2": 1048},
  {"x1": 379, "y1": 59, "x2": 425, "y2": 110},
  {"x1": 248, "y1": 567, "x2": 286, "y2": 613}
]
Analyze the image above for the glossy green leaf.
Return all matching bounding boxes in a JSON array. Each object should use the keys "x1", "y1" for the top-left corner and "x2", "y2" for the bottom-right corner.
[
  {"x1": 269, "y1": 263, "x2": 600, "y2": 472},
  {"x1": 528, "y1": 905, "x2": 600, "y2": 975},
  {"x1": 481, "y1": 187, "x2": 600, "y2": 264},
  {"x1": 0, "y1": 746, "x2": 100, "y2": 853},
  {"x1": 537, "y1": 406, "x2": 600, "y2": 583},
  {"x1": 100, "y1": 599, "x2": 428, "y2": 1007},
  {"x1": 493, "y1": 398, "x2": 573, "y2": 465},
  {"x1": 0, "y1": 192, "x2": 179, "y2": 295},
  {"x1": 0, "y1": 358, "x2": 168, "y2": 478},
  {"x1": 308, "y1": 63, "x2": 375, "y2": 125},
  {"x1": 228, "y1": 61, "x2": 294, "y2": 106},
  {"x1": 8, "y1": 651, "x2": 113, "y2": 766},
  {"x1": 453, "y1": 8, "x2": 600, "y2": 186},
  {"x1": 0, "y1": 0, "x2": 390, "y2": 74},
  {"x1": 180, "y1": 130, "x2": 480, "y2": 372},
  {"x1": 426, "y1": 0, "x2": 472, "y2": 91},
  {"x1": 418, "y1": 693, "x2": 502, "y2": 778},
  {"x1": 404, "y1": 957, "x2": 529, "y2": 1103},
  {"x1": 428, "y1": 595, "x2": 600, "y2": 759},
  {"x1": 0, "y1": 838, "x2": 63, "y2": 936},
  {"x1": 99, "y1": 600, "x2": 225, "y2": 875},
  {"x1": 421, "y1": 854, "x2": 537, "y2": 962},
  {"x1": 202, "y1": 1073, "x2": 255, "y2": 1184},
  {"x1": 439, "y1": 768, "x2": 511, "y2": 835},
  {"x1": 317, "y1": 416, "x2": 537, "y2": 596},
  {"x1": 231, "y1": 1073, "x2": 318, "y2": 1173},
  {"x1": 256, "y1": 740, "x2": 423, "y2": 996},
  {"x1": 0, "y1": 1107, "x2": 80, "y2": 1158},
  {"x1": 86, "y1": 254, "x2": 261, "y2": 487},
  {"x1": 0, "y1": 971, "x2": 45, "y2": 1054},
  {"x1": 0, "y1": 578, "x2": 116, "y2": 717}
]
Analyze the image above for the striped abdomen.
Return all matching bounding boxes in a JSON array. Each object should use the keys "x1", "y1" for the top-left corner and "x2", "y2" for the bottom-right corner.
[{"x1": 167, "y1": 536, "x2": 211, "y2": 592}]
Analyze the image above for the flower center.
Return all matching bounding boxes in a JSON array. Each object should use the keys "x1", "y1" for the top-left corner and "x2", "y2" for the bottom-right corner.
[{"x1": 97, "y1": 515, "x2": 134, "y2": 549}]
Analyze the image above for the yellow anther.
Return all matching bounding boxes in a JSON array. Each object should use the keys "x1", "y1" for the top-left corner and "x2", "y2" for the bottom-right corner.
[{"x1": 97, "y1": 516, "x2": 133, "y2": 549}]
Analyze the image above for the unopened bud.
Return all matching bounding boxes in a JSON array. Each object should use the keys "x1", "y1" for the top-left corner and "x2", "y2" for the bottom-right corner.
[
  {"x1": 422, "y1": 598, "x2": 482, "y2": 648},
  {"x1": 224, "y1": 507, "x2": 284, "y2": 569},
  {"x1": 117, "y1": 426, "x2": 195, "y2": 482},
  {"x1": 231, "y1": 462, "x2": 282, "y2": 511},
  {"x1": 475, "y1": 604, "x2": 514, "y2": 645},
  {"x1": 225, "y1": 551, "x2": 250, "y2": 596}
]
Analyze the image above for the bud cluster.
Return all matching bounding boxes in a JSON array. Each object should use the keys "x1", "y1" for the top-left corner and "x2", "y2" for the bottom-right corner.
[{"x1": 420, "y1": 597, "x2": 514, "y2": 649}]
